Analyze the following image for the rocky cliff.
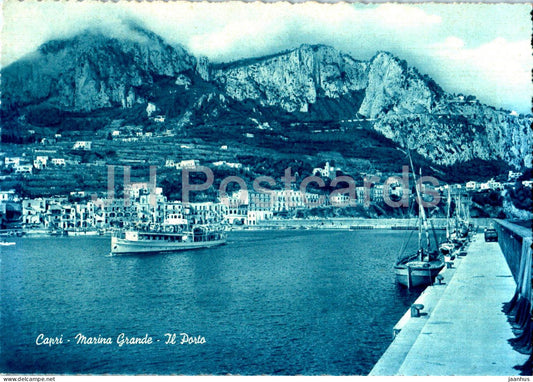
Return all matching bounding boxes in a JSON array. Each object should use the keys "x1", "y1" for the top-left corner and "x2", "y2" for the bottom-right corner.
[
  {"x1": 1, "y1": 23, "x2": 196, "y2": 113},
  {"x1": 211, "y1": 44, "x2": 368, "y2": 114},
  {"x1": 1, "y1": 26, "x2": 531, "y2": 171}
]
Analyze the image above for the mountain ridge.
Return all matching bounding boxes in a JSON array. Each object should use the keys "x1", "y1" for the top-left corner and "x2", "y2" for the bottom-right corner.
[{"x1": 1, "y1": 26, "x2": 531, "y2": 171}]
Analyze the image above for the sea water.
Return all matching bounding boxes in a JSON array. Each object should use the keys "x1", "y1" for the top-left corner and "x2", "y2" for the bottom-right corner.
[{"x1": 1, "y1": 230, "x2": 424, "y2": 375}]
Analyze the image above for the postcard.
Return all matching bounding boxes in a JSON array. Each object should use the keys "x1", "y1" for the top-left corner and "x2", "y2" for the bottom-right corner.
[{"x1": 0, "y1": 0, "x2": 531, "y2": 377}]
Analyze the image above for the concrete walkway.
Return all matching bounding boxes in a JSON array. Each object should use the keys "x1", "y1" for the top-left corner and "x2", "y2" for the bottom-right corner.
[{"x1": 370, "y1": 234, "x2": 529, "y2": 376}]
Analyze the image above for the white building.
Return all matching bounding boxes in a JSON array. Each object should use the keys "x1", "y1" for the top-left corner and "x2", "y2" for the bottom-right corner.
[
  {"x1": 22, "y1": 198, "x2": 46, "y2": 225},
  {"x1": 164, "y1": 201, "x2": 185, "y2": 223},
  {"x1": 185, "y1": 202, "x2": 227, "y2": 225},
  {"x1": 269, "y1": 189, "x2": 323, "y2": 212},
  {"x1": 246, "y1": 209, "x2": 273, "y2": 225},
  {"x1": 177, "y1": 160, "x2": 199, "y2": 170},
  {"x1": 72, "y1": 141, "x2": 92, "y2": 151},
  {"x1": 51, "y1": 158, "x2": 66, "y2": 166},
  {"x1": 124, "y1": 182, "x2": 163, "y2": 200},
  {"x1": 329, "y1": 193, "x2": 354, "y2": 207},
  {"x1": 0, "y1": 190, "x2": 18, "y2": 202},
  {"x1": 465, "y1": 181, "x2": 479, "y2": 191},
  {"x1": 146, "y1": 102, "x2": 157, "y2": 117},
  {"x1": 480, "y1": 179, "x2": 503, "y2": 191},
  {"x1": 4, "y1": 157, "x2": 22, "y2": 167},
  {"x1": 165, "y1": 159, "x2": 199, "y2": 170},
  {"x1": 312, "y1": 161, "x2": 339, "y2": 179},
  {"x1": 212, "y1": 161, "x2": 242, "y2": 169},
  {"x1": 371, "y1": 184, "x2": 384, "y2": 201},
  {"x1": 508, "y1": 171, "x2": 522, "y2": 182},
  {"x1": 14, "y1": 163, "x2": 33, "y2": 174},
  {"x1": 33, "y1": 156, "x2": 49, "y2": 170},
  {"x1": 165, "y1": 160, "x2": 176, "y2": 168},
  {"x1": 224, "y1": 204, "x2": 248, "y2": 225}
]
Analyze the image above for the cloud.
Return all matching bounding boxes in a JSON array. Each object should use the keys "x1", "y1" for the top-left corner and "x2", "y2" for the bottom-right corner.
[
  {"x1": 427, "y1": 36, "x2": 532, "y2": 112},
  {"x1": 433, "y1": 36, "x2": 466, "y2": 50},
  {"x1": 365, "y1": 4, "x2": 442, "y2": 28}
]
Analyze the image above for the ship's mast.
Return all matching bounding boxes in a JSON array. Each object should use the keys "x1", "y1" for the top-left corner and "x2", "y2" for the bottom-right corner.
[
  {"x1": 419, "y1": 169, "x2": 431, "y2": 254},
  {"x1": 446, "y1": 186, "x2": 451, "y2": 240},
  {"x1": 406, "y1": 151, "x2": 428, "y2": 259}
]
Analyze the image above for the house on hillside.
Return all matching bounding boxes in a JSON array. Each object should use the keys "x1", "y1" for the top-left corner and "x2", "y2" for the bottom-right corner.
[
  {"x1": 4, "y1": 157, "x2": 22, "y2": 168},
  {"x1": 14, "y1": 163, "x2": 33, "y2": 174},
  {"x1": 72, "y1": 141, "x2": 92, "y2": 151},
  {"x1": 51, "y1": 158, "x2": 66, "y2": 166},
  {"x1": 165, "y1": 159, "x2": 200, "y2": 170},
  {"x1": 312, "y1": 161, "x2": 339, "y2": 179},
  {"x1": 33, "y1": 156, "x2": 49, "y2": 170},
  {"x1": 465, "y1": 181, "x2": 479, "y2": 191}
]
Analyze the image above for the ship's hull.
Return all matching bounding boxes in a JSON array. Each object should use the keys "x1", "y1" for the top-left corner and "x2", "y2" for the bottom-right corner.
[
  {"x1": 111, "y1": 236, "x2": 226, "y2": 255},
  {"x1": 395, "y1": 260, "x2": 444, "y2": 288}
]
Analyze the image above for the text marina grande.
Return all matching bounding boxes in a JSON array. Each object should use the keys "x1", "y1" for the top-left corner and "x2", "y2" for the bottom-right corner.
[{"x1": 35, "y1": 333, "x2": 206, "y2": 346}]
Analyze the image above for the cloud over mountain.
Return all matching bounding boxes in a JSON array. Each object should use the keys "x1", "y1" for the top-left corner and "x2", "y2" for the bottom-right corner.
[{"x1": 2, "y1": 2, "x2": 531, "y2": 113}]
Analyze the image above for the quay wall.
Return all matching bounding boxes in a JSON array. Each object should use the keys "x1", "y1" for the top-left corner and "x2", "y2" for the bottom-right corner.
[
  {"x1": 493, "y1": 219, "x2": 532, "y2": 369},
  {"x1": 251, "y1": 217, "x2": 493, "y2": 230},
  {"x1": 493, "y1": 219, "x2": 532, "y2": 283}
]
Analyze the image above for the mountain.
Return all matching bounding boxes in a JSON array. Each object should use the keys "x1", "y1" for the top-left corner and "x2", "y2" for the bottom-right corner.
[
  {"x1": 211, "y1": 44, "x2": 368, "y2": 116},
  {"x1": 1, "y1": 23, "x2": 197, "y2": 113},
  {"x1": 1, "y1": 25, "x2": 531, "y2": 171}
]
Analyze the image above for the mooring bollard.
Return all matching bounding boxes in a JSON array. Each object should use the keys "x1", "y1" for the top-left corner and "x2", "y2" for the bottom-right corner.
[
  {"x1": 410, "y1": 304, "x2": 424, "y2": 317},
  {"x1": 436, "y1": 274, "x2": 445, "y2": 285}
]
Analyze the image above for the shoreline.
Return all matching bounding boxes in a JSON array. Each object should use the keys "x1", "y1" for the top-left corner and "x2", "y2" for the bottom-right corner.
[
  {"x1": 14, "y1": 217, "x2": 494, "y2": 237},
  {"x1": 231, "y1": 217, "x2": 493, "y2": 231}
]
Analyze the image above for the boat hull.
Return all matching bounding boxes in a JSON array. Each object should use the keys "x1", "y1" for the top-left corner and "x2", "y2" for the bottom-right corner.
[
  {"x1": 395, "y1": 261, "x2": 444, "y2": 288},
  {"x1": 111, "y1": 236, "x2": 226, "y2": 255}
]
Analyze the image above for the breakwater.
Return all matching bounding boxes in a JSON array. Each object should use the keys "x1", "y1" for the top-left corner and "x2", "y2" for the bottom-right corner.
[
  {"x1": 370, "y1": 230, "x2": 530, "y2": 375},
  {"x1": 247, "y1": 217, "x2": 494, "y2": 231}
]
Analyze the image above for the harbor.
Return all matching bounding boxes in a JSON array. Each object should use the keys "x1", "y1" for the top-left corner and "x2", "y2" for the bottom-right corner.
[
  {"x1": 370, "y1": 219, "x2": 532, "y2": 376},
  {"x1": 0, "y1": 229, "x2": 424, "y2": 374}
]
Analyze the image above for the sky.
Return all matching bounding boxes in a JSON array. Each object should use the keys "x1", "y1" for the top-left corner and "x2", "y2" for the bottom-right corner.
[{"x1": 1, "y1": 0, "x2": 531, "y2": 113}]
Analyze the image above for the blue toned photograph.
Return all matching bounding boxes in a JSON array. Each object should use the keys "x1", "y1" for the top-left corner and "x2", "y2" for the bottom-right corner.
[{"x1": 0, "y1": 1, "x2": 531, "y2": 377}]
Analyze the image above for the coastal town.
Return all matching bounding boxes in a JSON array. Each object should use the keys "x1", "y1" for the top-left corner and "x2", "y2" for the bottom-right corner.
[{"x1": 1, "y1": 145, "x2": 530, "y2": 236}]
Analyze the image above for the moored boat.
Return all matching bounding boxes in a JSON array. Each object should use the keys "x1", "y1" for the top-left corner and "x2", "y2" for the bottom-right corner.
[
  {"x1": 395, "y1": 250, "x2": 444, "y2": 288},
  {"x1": 394, "y1": 152, "x2": 444, "y2": 288}
]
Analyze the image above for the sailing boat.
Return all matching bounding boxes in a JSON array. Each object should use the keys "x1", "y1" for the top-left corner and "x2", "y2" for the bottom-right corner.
[
  {"x1": 394, "y1": 156, "x2": 444, "y2": 289},
  {"x1": 449, "y1": 194, "x2": 470, "y2": 246},
  {"x1": 439, "y1": 187, "x2": 457, "y2": 258}
]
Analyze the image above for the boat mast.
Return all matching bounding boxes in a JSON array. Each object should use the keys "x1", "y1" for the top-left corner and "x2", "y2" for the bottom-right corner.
[
  {"x1": 446, "y1": 186, "x2": 451, "y2": 240},
  {"x1": 454, "y1": 194, "x2": 459, "y2": 233},
  {"x1": 419, "y1": 169, "x2": 431, "y2": 254},
  {"x1": 418, "y1": 192, "x2": 422, "y2": 258},
  {"x1": 406, "y1": 151, "x2": 426, "y2": 259}
]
